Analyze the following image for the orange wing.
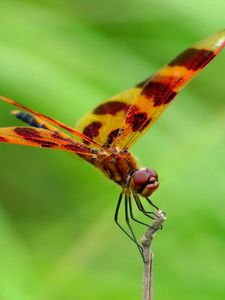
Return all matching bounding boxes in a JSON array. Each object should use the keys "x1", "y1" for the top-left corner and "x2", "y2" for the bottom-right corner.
[
  {"x1": 114, "y1": 29, "x2": 225, "y2": 149},
  {"x1": 76, "y1": 29, "x2": 225, "y2": 150},
  {"x1": 0, "y1": 96, "x2": 110, "y2": 154},
  {"x1": 0, "y1": 126, "x2": 99, "y2": 155}
]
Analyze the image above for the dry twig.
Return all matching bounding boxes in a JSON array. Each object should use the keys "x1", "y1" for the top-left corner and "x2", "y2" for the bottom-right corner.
[{"x1": 141, "y1": 210, "x2": 166, "y2": 300}]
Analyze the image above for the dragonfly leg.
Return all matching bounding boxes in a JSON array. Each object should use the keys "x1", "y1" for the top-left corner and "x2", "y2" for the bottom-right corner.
[
  {"x1": 146, "y1": 197, "x2": 166, "y2": 222},
  {"x1": 114, "y1": 191, "x2": 145, "y2": 261},
  {"x1": 133, "y1": 194, "x2": 156, "y2": 219},
  {"x1": 146, "y1": 197, "x2": 159, "y2": 210},
  {"x1": 114, "y1": 191, "x2": 139, "y2": 244},
  {"x1": 127, "y1": 194, "x2": 149, "y2": 227},
  {"x1": 124, "y1": 194, "x2": 144, "y2": 261}
]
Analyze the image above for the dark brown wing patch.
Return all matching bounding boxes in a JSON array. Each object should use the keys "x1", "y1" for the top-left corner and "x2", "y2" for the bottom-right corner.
[
  {"x1": 168, "y1": 48, "x2": 215, "y2": 70},
  {"x1": 104, "y1": 128, "x2": 123, "y2": 148},
  {"x1": 83, "y1": 121, "x2": 102, "y2": 144},
  {"x1": 141, "y1": 77, "x2": 180, "y2": 107},
  {"x1": 0, "y1": 136, "x2": 7, "y2": 142},
  {"x1": 93, "y1": 101, "x2": 129, "y2": 115},
  {"x1": 126, "y1": 106, "x2": 149, "y2": 132},
  {"x1": 14, "y1": 127, "x2": 42, "y2": 139}
]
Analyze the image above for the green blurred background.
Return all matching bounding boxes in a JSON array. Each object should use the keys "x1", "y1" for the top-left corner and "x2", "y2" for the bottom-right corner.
[{"x1": 0, "y1": 1, "x2": 224, "y2": 299}]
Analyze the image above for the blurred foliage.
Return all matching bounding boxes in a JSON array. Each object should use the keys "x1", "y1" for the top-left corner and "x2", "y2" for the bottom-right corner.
[{"x1": 0, "y1": 0, "x2": 225, "y2": 299}]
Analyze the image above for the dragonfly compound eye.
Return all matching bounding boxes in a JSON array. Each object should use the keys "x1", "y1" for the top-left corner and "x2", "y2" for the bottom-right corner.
[{"x1": 130, "y1": 168, "x2": 159, "y2": 197}]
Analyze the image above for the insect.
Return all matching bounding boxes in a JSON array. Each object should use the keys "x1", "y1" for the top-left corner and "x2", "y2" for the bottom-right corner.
[{"x1": 0, "y1": 30, "x2": 224, "y2": 259}]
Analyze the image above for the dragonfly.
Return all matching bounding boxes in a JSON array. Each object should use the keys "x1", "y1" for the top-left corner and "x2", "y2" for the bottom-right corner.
[{"x1": 0, "y1": 30, "x2": 224, "y2": 259}]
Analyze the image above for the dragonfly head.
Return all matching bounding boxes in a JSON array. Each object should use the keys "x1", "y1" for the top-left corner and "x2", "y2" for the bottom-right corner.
[{"x1": 130, "y1": 167, "x2": 159, "y2": 197}]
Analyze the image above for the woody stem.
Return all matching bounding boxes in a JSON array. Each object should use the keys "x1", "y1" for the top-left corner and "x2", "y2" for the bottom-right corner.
[{"x1": 141, "y1": 210, "x2": 166, "y2": 300}]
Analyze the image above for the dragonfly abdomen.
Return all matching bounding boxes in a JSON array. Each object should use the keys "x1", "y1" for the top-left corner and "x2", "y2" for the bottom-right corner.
[{"x1": 12, "y1": 111, "x2": 47, "y2": 129}]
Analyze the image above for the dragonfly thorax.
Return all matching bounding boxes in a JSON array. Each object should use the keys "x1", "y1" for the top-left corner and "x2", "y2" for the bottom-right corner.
[
  {"x1": 129, "y1": 167, "x2": 159, "y2": 197},
  {"x1": 95, "y1": 151, "x2": 159, "y2": 196}
]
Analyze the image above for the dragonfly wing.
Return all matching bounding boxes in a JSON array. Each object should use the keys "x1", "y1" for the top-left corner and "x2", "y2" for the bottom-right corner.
[
  {"x1": 112, "y1": 29, "x2": 225, "y2": 149},
  {"x1": 11, "y1": 110, "x2": 69, "y2": 139},
  {"x1": 76, "y1": 30, "x2": 225, "y2": 151},
  {"x1": 0, "y1": 126, "x2": 98, "y2": 155},
  {"x1": 75, "y1": 88, "x2": 140, "y2": 148},
  {"x1": 0, "y1": 96, "x2": 108, "y2": 153}
]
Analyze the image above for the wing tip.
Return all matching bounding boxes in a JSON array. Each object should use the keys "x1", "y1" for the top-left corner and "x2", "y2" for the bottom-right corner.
[
  {"x1": 214, "y1": 29, "x2": 225, "y2": 54},
  {"x1": 194, "y1": 29, "x2": 225, "y2": 54}
]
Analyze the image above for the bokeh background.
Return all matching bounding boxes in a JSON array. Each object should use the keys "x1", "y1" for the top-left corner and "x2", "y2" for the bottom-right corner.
[{"x1": 0, "y1": 1, "x2": 224, "y2": 299}]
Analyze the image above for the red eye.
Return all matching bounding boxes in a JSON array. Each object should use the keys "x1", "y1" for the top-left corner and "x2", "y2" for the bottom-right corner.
[
  {"x1": 130, "y1": 168, "x2": 159, "y2": 196},
  {"x1": 146, "y1": 168, "x2": 158, "y2": 178},
  {"x1": 133, "y1": 170, "x2": 150, "y2": 186}
]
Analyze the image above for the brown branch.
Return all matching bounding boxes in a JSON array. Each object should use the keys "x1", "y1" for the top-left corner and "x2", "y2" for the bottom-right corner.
[{"x1": 141, "y1": 210, "x2": 166, "y2": 300}]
